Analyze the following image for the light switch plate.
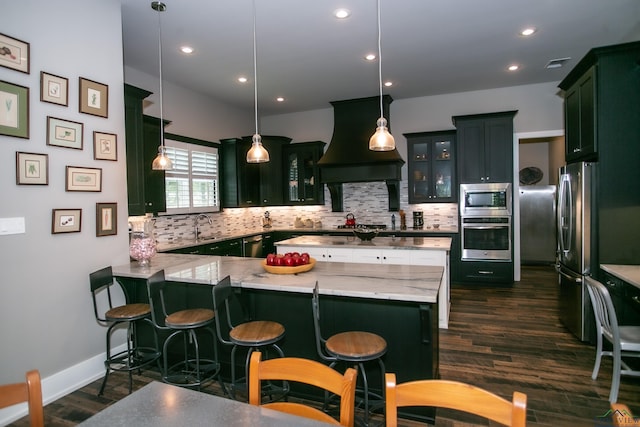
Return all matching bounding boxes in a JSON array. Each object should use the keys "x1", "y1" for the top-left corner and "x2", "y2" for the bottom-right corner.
[{"x1": 0, "y1": 217, "x2": 26, "y2": 235}]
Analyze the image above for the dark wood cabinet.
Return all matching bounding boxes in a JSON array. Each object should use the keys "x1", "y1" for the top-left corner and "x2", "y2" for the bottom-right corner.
[
  {"x1": 458, "y1": 260, "x2": 513, "y2": 284},
  {"x1": 563, "y1": 66, "x2": 596, "y2": 162},
  {"x1": 601, "y1": 271, "x2": 640, "y2": 326},
  {"x1": 124, "y1": 85, "x2": 168, "y2": 215},
  {"x1": 453, "y1": 111, "x2": 516, "y2": 184},
  {"x1": 405, "y1": 131, "x2": 456, "y2": 204},
  {"x1": 167, "y1": 238, "x2": 243, "y2": 256},
  {"x1": 284, "y1": 141, "x2": 325, "y2": 205},
  {"x1": 220, "y1": 136, "x2": 291, "y2": 207}
]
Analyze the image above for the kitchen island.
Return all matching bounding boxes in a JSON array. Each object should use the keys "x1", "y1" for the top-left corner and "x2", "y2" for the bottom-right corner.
[
  {"x1": 112, "y1": 253, "x2": 443, "y2": 423},
  {"x1": 275, "y1": 235, "x2": 452, "y2": 328}
]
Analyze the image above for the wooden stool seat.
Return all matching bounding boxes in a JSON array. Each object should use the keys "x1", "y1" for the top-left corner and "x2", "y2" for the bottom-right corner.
[
  {"x1": 230, "y1": 320, "x2": 285, "y2": 345},
  {"x1": 166, "y1": 308, "x2": 214, "y2": 329},
  {"x1": 105, "y1": 303, "x2": 151, "y2": 321},
  {"x1": 326, "y1": 331, "x2": 387, "y2": 361}
]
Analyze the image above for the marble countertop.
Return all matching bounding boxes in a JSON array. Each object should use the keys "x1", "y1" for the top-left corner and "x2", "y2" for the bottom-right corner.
[
  {"x1": 275, "y1": 235, "x2": 452, "y2": 250},
  {"x1": 156, "y1": 226, "x2": 457, "y2": 253},
  {"x1": 112, "y1": 253, "x2": 442, "y2": 304},
  {"x1": 601, "y1": 264, "x2": 640, "y2": 289}
]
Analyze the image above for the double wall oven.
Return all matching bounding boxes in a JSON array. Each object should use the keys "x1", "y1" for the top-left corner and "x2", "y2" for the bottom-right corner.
[{"x1": 460, "y1": 183, "x2": 512, "y2": 261}]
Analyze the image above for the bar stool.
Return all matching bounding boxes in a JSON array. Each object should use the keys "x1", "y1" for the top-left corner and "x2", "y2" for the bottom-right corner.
[
  {"x1": 212, "y1": 275, "x2": 287, "y2": 401},
  {"x1": 312, "y1": 282, "x2": 387, "y2": 426},
  {"x1": 146, "y1": 269, "x2": 222, "y2": 390},
  {"x1": 90, "y1": 266, "x2": 160, "y2": 396}
]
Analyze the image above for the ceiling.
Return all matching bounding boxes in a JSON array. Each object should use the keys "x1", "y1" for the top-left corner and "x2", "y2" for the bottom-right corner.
[{"x1": 120, "y1": 0, "x2": 640, "y2": 116}]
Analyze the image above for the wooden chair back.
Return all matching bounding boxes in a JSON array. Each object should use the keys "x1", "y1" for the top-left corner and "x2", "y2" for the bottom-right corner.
[
  {"x1": 611, "y1": 403, "x2": 636, "y2": 427},
  {"x1": 385, "y1": 373, "x2": 527, "y2": 427},
  {"x1": 249, "y1": 351, "x2": 357, "y2": 426},
  {"x1": 0, "y1": 370, "x2": 44, "y2": 427}
]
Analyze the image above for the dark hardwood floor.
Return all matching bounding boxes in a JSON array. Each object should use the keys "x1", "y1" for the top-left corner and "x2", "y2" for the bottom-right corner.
[{"x1": 9, "y1": 265, "x2": 640, "y2": 426}]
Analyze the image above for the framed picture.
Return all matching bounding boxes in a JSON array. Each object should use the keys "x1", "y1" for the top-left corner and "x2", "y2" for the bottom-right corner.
[
  {"x1": 47, "y1": 116, "x2": 83, "y2": 150},
  {"x1": 96, "y1": 203, "x2": 117, "y2": 237},
  {"x1": 52, "y1": 209, "x2": 82, "y2": 234},
  {"x1": 0, "y1": 80, "x2": 29, "y2": 139},
  {"x1": 93, "y1": 131, "x2": 117, "y2": 161},
  {"x1": 65, "y1": 166, "x2": 102, "y2": 192},
  {"x1": 16, "y1": 152, "x2": 48, "y2": 185},
  {"x1": 79, "y1": 77, "x2": 108, "y2": 118},
  {"x1": 0, "y1": 33, "x2": 29, "y2": 74},
  {"x1": 40, "y1": 72, "x2": 68, "y2": 106}
]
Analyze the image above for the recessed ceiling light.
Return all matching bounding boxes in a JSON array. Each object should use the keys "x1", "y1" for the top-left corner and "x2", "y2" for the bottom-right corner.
[
  {"x1": 520, "y1": 27, "x2": 536, "y2": 36},
  {"x1": 365, "y1": 53, "x2": 376, "y2": 61},
  {"x1": 276, "y1": 97, "x2": 285, "y2": 102},
  {"x1": 384, "y1": 81, "x2": 393, "y2": 87},
  {"x1": 180, "y1": 46, "x2": 194, "y2": 54},
  {"x1": 508, "y1": 64, "x2": 519, "y2": 71},
  {"x1": 238, "y1": 76, "x2": 248, "y2": 83},
  {"x1": 334, "y1": 9, "x2": 350, "y2": 19}
]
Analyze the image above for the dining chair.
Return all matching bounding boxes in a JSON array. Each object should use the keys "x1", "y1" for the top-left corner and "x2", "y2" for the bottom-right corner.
[
  {"x1": 610, "y1": 403, "x2": 636, "y2": 427},
  {"x1": 0, "y1": 370, "x2": 44, "y2": 427},
  {"x1": 384, "y1": 373, "x2": 527, "y2": 427},
  {"x1": 90, "y1": 266, "x2": 161, "y2": 395},
  {"x1": 249, "y1": 351, "x2": 358, "y2": 426},
  {"x1": 585, "y1": 276, "x2": 640, "y2": 403}
]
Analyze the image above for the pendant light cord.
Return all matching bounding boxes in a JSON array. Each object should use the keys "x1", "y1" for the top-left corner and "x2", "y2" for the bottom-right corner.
[
  {"x1": 377, "y1": 0, "x2": 383, "y2": 119},
  {"x1": 253, "y1": 0, "x2": 259, "y2": 136},
  {"x1": 156, "y1": 2, "x2": 165, "y2": 150}
]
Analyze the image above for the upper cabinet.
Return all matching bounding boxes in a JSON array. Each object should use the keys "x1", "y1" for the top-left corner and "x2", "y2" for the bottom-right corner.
[
  {"x1": 405, "y1": 130, "x2": 456, "y2": 203},
  {"x1": 563, "y1": 66, "x2": 596, "y2": 162},
  {"x1": 453, "y1": 111, "x2": 517, "y2": 184},
  {"x1": 124, "y1": 84, "x2": 166, "y2": 215},
  {"x1": 285, "y1": 141, "x2": 325, "y2": 205},
  {"x1": 220, "y1": 136, "x2": 291, "y2": 207}
]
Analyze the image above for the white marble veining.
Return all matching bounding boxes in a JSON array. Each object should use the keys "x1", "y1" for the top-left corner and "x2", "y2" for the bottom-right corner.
[
  {"x1": 274, "y1": 235, "x2": 452, "y2": 250},
  {"x1": 112, "y1": 253, "x2": 442, "y2": 304},
  {"x1": 601, "y1": 264, "x2": 640, "y2": 289}
]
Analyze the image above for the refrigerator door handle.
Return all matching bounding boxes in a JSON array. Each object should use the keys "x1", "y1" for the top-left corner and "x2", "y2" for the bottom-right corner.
[
  {"x1": 558, "y1": 266, "x2": 582, "y2": 283},
  {"x1": 558, "y1": 173, "x2": 573, "y2": 254}
]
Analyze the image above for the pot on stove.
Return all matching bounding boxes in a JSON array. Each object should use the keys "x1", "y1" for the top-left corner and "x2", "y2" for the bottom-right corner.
[{"x1": 345, "y1": 213, "x2": 356, "y2": 227}]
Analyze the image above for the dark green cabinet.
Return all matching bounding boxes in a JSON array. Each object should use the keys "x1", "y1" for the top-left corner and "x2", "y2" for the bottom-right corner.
[
  {"x1": 453, "y1": 111, "x2": 516, "y2": 184},
  {"x1": 284, "y1": 141, "x2": 325, "y2": 205},
  {"x1": 141, "y1": 115, "x2": 168, "y2": 213},
  {"x1": 220, "y1": 136, "x2": 291, "y2": 207},
  {"x1": 563, "y1": 66, "x2": 596, "y2": 162},
  {"x1": 405, "y1": 131, "x2": 456, "y2": 204},
  {"x1": 167, "y1": 238, "x2": 243, "y2": 256},
  {"x1": 601, "y1": 271, "x2": 640, "y2": 326}
]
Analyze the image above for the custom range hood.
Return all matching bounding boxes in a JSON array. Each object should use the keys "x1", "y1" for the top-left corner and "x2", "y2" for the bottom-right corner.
[{"x1": 318, "y1": 95, "x2": 405, "y2": 212}]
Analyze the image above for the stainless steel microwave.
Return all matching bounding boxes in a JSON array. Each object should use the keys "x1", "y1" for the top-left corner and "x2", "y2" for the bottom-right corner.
[{"x1": 460, "y1": 183, "x2": 512, "y2": 216}]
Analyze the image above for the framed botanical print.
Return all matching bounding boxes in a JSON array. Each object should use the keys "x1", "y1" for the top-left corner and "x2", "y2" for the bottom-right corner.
[
  {"x1": 0, "y1": 80, "x2": 29, "y2": 139},
  {"x1": 0, "y1": 33, "x2": 30, "y2": 74},
  {"x1": 52, "y1": 209, "x2": 82, "y2": 234},
  {"x1": 47, "y1": 116, "x2": 83, "y2": 150},
  {"x1": 40, "y1": 72, "x2": 69, "y2": 106},
  {"x1": 65, "y1": 166, "x2": 102, "y2": 192},
  {"x1": 16, "y1": 151, "x2": 48, "y2": 185},
  {"x1": 96, "y1": 203, "x2": 117, "y2": 237},
  {"x1": 93, "y1": 131, "x2": 117, "y2": 161},
  {"x1": 79, "y1": 77, "x2": 108, "y2": 118}
]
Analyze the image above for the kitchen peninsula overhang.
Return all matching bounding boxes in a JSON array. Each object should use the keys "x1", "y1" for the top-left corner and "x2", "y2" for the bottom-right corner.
[{"x1": 318, "y1": 96, "x2": 405, "y2": 212}]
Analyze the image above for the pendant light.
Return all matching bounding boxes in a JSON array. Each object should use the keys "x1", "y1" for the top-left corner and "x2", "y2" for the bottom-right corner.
[
  {"x1": 151, "y1": 1, "x2": 173, "y2": 170},
  {"x1": 369, "y1": 0, "x2": 395, "y2": 151},
  {"x1": 246, "y1": 0, "x2": 269, "y2": 163}
]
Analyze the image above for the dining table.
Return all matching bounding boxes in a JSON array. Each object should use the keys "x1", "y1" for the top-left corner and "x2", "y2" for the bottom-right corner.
[{"x1": 77, "y1": 381, "x2": 334, "y2": 426}]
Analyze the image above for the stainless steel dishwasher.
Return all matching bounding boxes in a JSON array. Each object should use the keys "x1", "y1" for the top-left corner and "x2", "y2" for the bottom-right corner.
[{"x1": 242, "y1": 234, "x2": 263, "y2": 258}]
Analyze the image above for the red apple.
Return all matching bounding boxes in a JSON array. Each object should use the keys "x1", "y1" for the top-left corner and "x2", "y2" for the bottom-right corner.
[
  {"x1": 275, "y1": 256, "x2": 285, "y2": 266},
  {"x1": 284, "y1": 256, "x2": 295, "y2": 267},
  {"x1": 300, "y1": 254, "x2": 310, "y2": 265},
  {"x1": 266, "y1": 253, "x2": 276, "y2": 266}
]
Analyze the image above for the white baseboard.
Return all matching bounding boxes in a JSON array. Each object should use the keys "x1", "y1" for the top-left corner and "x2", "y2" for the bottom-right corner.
[{"x1": 0, "y1": 344, "x2": 126, "y2": 426}]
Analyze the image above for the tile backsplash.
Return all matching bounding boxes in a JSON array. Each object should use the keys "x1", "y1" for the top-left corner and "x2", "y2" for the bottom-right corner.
[{"x1": 148, "y1": 181, "x2": 459, "y2": 244}]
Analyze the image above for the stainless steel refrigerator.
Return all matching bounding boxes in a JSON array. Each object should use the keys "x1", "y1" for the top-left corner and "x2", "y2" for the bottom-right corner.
[
  {"x1": 557, "y1": 162, "x2": 595, "y2": 342},
  {"x1": 519, "y1": 185, "x2": 557, "y2": 264}
]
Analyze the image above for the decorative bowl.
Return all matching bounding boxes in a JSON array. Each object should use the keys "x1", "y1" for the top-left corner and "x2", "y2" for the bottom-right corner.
[
  {"x1": 353, "y1": 228, "x2": 378, "y2": 241},
  {"x1": 262, "y1": 257, "x2": 316, "y2": 274}
]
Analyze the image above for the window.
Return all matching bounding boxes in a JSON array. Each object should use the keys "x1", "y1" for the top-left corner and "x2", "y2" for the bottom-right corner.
[{"x1": 164, "y1": 138, "x2": 219, "y2": 214}]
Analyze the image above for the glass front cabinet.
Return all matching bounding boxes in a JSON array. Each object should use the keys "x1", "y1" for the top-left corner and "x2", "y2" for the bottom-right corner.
[
  {"x1": 405, "y1": 130, "x2": 456, "y2": 204},
  {"x1": 285, "y1": 141, "x2": 326, "y2": 205}
]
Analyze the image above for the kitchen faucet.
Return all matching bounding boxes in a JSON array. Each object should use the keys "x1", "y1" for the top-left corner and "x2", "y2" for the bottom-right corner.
[{"x1": 194, "y1": 214, "x2": 212, "y2": 240}]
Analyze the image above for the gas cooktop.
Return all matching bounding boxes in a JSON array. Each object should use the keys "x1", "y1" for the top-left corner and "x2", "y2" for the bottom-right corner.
[{"x1": 336, "y1": 224, "x2": 387, "y2": 230}]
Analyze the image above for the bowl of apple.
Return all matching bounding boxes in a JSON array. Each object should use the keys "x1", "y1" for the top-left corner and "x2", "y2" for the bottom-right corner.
[{"x1": 262, "y1": 252, "x2": 316, "y2": 274}]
